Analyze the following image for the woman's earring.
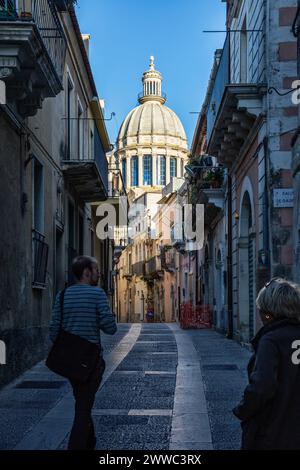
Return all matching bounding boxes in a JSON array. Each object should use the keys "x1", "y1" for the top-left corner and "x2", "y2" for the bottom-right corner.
[{"x1": 265, "y1": 314, "x2": 270, "y2": 320}]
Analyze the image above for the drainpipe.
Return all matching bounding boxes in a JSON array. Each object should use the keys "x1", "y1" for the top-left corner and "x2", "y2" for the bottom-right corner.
[{"x1": 227, "y1": 174, "x2": 233, "y2": 339}]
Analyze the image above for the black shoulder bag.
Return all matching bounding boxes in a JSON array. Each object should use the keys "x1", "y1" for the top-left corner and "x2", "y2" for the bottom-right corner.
[{"x1": 46, "y1": 289, "x2": 100, "y2": 383}]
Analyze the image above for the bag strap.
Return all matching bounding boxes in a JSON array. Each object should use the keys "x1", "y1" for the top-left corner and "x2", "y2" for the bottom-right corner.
[{"x1": 59, "y1": 288, "x2": 66, "y2": 330}]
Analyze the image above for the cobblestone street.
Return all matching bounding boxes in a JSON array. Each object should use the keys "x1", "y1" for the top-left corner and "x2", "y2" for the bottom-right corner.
[{"x1": 0, "y1": 324, "x2": 251, "y2": 451}]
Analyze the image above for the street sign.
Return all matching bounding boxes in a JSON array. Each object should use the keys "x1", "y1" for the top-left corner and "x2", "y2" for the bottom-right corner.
[{"x1": 273, "y1": 189, "x2": 294, "y2": 208}]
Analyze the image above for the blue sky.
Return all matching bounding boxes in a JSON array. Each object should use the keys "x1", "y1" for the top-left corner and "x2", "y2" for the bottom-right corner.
[{"x1": 76, "y1": 0, "x2": 226, "y2": 148}]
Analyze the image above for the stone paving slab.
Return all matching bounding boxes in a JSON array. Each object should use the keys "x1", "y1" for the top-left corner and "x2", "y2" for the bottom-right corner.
[
  {"x1": 187, "y1": 329, "x2": 251, "y2": 450},
  {"x1": 168, "y1": 324, "x2": 212, "y2": 450},
  {"x1": 0, "y1": 323, "x2": 251, "y2": 451},
  {"x1": 13, "y1": 324, "x2": 140, "y2": 450}
]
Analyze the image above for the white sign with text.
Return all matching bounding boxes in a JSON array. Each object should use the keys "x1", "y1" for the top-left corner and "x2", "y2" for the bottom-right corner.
[{"x1": 273, "y1": 189, "x2": 294, "y2": 208}]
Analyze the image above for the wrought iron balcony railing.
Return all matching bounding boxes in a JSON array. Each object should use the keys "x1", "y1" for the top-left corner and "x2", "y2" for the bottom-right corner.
[
  {"x1": 145, "y1": 256, "x2": 163, "y2": 277},
  {"x1": 0, "y1": 0, "x2": 66, "y2": 84},
  {"x1": 206, "y1": 30, "x2": 265, "y2": 143}
]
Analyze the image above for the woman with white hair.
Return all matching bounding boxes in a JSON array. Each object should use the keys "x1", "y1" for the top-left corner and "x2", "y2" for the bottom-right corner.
[{"x1": 233, "y1": 277, "x2": 300, "y2": 449}]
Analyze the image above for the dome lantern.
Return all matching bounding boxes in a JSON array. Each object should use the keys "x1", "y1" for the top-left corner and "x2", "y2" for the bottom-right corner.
[{"x1": 139, "y1": 56, "x2": 166, "y2": 105}]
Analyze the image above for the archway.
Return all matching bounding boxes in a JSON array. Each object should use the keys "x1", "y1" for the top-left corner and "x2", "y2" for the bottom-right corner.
[{"x1": 239, "y1": 191, "x2": 255, "y2": 342}]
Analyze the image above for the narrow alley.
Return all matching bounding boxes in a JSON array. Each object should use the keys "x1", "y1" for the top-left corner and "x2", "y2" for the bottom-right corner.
[{"x1": 0, "y1": 325, "x2": 250, "y2": 451}]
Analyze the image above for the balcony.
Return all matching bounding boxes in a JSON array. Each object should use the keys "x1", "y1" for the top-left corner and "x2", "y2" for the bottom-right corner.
[
  {"x1": 0, "y1": 0, "x2": 66, "y2": 116},
  {"x1": 206, "y1": 32, "x2": 266, "y2": 167},
  {"x1": 53, "y1": 0, "x2": 75, "y2": 11},
  {"x1": 112, "y1": 226, "x2": 128, "y2": 260},
  {"x1": 62, "y1": 127, "x2": 108, "y2": 202},
  {"x1": 161, "y1": 247, "x2": 176, "y2": 273},
  {"x1": 144, "y1": 256, "x2": 163, "y2": 279},
  {"x1": 32, "y1": 229, "x2": 49, "y2": 288},
  {"x1": 190, "y1": 164, "x2": 225, "y2": 227},
  {"x1": 132, "y1": 261, "x2": 145, "y2": 277},
  {"x1": 123, "y1": 267, "x2": 133, "y2": 280}
]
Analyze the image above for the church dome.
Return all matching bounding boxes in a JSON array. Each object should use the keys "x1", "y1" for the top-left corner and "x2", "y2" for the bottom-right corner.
[
  {"x1": 117, "y1": 56, "x2": 188, "y2": 150},
  {"x1": 118, "y1": 101, "x2": 187, "y2": 145},
  {"x1": 116, "y1": 57, "x2": 188, "y2": 192}
]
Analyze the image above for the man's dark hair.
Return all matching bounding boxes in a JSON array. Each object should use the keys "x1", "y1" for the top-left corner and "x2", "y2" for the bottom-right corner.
[{"x1": 72, "y1": 256, "x2": 98, "y2": 281}]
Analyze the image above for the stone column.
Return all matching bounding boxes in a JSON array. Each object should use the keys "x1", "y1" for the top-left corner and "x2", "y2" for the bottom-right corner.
[
  {"x1": 126, "y1": 155, "x2": 131, "y2": 189},
  {"x1": 152, "y1": 154, "x2": 157, "y2": 186},
  {"x1": 138, "y1": 153, "x2": 143, "y2": 186},
  {"x1": 166, "y1": 155, "x2": 171, "y2": 185}
]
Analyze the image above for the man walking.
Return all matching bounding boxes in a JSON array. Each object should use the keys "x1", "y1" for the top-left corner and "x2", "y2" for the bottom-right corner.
[{"x1": 50, "y1": 256, "x2": 117, "y2": 450}]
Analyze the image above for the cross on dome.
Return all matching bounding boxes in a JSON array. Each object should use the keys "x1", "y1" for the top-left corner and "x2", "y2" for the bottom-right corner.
[{"x1": 149, "y1": 55, "x2": 155, "y2": 70}]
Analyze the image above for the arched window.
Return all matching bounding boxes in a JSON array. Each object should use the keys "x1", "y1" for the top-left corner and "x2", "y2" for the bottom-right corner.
[
  {"x1": 122, "y1": 159, "x2": 126, "y2": 184},
  {"x1": 157, "y1": 155, "x2": 166, "y2": 186},
  {"x1": 131, "y1": 156, "x2": 138, "y2": 186},
  {"x1": 170, "y1": 157, "x2": 177, "y2": 178},
  {"x1": 143, "y1": 155, "x2": 152, "y2": 185}
]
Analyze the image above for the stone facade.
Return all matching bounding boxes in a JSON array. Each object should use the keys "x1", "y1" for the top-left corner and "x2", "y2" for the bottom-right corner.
[
  {"x1": 191, "y1": 0, "x2": 298, "y2": 343},
  {"x1": 0, "y1": 4, "x2": 110, "y2": 387}
]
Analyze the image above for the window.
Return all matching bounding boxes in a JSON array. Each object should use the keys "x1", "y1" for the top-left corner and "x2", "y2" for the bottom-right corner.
[
  {"x1": 68, "y1": 202, "x2": 76, "y2": 284},
  {"x1": 180, "y1": 159, "x2": 184, "y2": 177},
  {"x1": 131, "y1": 156, "x2": 138, "y2": 186},
  {"x1": 240, "y1": 17, "x2": 247, "y2": 83},
  {"x1": 79, "y1": 213, "x2": 84, "y2": 255},
  {"x1": 122, "y1": 159, "x2": 127, "y2": 185},
  {"x1": 143, "y1": 155, "x2": 152, "y2": 185},
  {"x1": 67, "y1": 77, "x2": 73, "y2": 159},
  {"x1": 157, "y1": 155, "x2": 166, "y2": 186},
  {"x1": 68, "y1": 202, "x2": 75, "y2": 251},
  {"x1": 32, "y1": 158, "x2": 48, "y2": 287},
  {"x1": 170, "y1": 157, "x2": 177, "y2": 178},
  {"x1": 33, "y1": 158, "x2": 44, "y2": 234},
  {"x1": 90, "y1": 129, "x2": 94, "y2": 159},
  {"x1": 77, "y1": 100, "x2": 83, "y2": 160}
]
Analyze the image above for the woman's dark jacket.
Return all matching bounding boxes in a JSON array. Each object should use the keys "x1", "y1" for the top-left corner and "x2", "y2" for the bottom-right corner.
[{"x1": 233, "y1": 318, "x2": 300, "y2": 450}]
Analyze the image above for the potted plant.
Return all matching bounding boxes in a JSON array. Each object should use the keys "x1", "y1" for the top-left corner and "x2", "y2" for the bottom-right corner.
[{"x1": 203, "y1": 167, "x2": 224, "y2": 188}]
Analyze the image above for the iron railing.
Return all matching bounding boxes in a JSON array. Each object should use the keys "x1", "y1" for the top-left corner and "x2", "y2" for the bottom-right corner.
[
  {"x1": 206, "y1": 29, "x2": 265, "y2": 142},
  {"x1": 112, "y1": 226, "x2": 128, "y2": 247},
  {"x1": 138, "y1": 91, "x2": 167, "y2": 101},
  {"x1": 207, "y1": 33, "x2": 230, "y2": 141},
  {"x1": 0, "y1": 0, "x2": 17, "y2": 18},
  {"x1": 145, "y1": 256, "x2": 162, "y2": 276},
  {"x1": 132, "y1": 261, "x2": 145, "y2": 277},
  {"x1": 32, "y1": 229, "x2": 49, "y2": 287},
  {"x1": 0, "y1": 0, "x2": 66, "y2": 83},
  {"x1": 162, "y1": 248, "x2": 176, "y2": 271}
]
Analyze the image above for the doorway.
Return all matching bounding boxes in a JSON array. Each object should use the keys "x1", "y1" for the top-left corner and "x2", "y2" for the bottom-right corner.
[{"x1": 239, "y1": 191, "x2": 255, "y2": 342}]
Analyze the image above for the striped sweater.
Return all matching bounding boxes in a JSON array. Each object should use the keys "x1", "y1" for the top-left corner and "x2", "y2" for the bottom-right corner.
[{"x1": 49, "y1": 284, "x2": 117, "y2": 350}]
